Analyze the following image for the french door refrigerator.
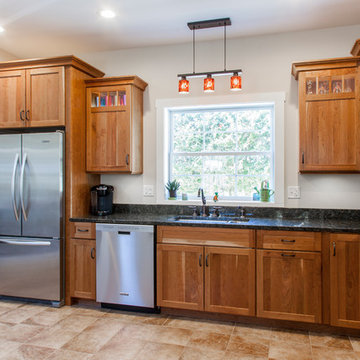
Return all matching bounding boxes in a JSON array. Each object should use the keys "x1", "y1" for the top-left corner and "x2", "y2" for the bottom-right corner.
[{"x1": 0, "y1": 131, "x2": 64, "y2": 306}]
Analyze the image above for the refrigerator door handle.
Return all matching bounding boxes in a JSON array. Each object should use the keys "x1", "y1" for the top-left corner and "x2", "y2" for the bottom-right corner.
[
  {"x1": 0, "y1": 239, "x2": 51, "y2": 246},
  {"x1": 20, "y1": 153, "x2": 28, "y2": 221},
  {"x1": 11, "y1": 153, "x2": 20, "y2": 221}
]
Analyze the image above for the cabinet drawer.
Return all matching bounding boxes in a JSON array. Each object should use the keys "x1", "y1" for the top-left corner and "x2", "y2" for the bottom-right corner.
[
  {"x1": 157, "y1": 226, "x2": 255, "y2": 248},
  {"x1": 257, "y1": 230, "x2": 321, "y2": 251},
  {"x1": 71, "y1": 222, "x2": 96, "y2": 239}
]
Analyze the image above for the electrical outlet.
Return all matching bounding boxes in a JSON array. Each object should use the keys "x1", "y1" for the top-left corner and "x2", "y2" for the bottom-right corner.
[
  {"x1": 288, "y1": 186, "x2": 301, "y2": 199},
  {"x1": 143, "y1": 185, "x2": 154, "y2": 197}
]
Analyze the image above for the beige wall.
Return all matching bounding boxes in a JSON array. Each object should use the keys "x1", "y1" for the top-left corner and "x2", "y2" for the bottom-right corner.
[
  {"x1": 0, "y1": 48, "x2": 17, "y2": 61},
  {"x1": 78, "y1": 24, "x2": 360, "y2": 209}
]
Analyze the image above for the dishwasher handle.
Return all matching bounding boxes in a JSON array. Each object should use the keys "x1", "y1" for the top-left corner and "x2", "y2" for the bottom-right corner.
[{"x1": 118, "y1": 231, "x2": 131, "y2": 235}]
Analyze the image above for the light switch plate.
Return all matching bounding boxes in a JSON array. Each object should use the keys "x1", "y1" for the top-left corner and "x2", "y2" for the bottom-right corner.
[
  {"x1": 288, "y1": 186, "x2": 300, "y2": 199},
  {"x1": 143, "y1": 185, "x2": 154, "y2": 197}
]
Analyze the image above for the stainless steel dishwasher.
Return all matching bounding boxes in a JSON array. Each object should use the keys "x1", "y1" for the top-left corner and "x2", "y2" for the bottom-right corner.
[{"x1": 96, "y1": 223, "x2": 155, "y2": 310}]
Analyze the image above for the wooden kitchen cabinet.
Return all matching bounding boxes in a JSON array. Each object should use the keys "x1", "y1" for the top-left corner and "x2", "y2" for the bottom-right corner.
[
  {"x1": 85, "y1": 76, "x2": 148, "y2": 174},
  {"x1": 0, "y1": 66, "x2": 65, "y2": 128},
  {"x1": 256, "y1": 230, "x2": 322, "y2": 323},
  {"x1": 157, "y1": 226, "x2": 255, "y2": 316},
  {"x1": 329, "y1": 233, "x2": 360, "y2": 329},
  {"x1": 292, "y1": 57, "x2": 360, "y2": 172},
  {"x1": 70, "y1": 222, "x2": 96, "y2": 300}
]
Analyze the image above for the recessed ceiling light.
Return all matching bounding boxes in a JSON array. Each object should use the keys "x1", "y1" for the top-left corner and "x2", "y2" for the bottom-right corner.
[
  {"x1": 100, "y1": 9, "x2": 116, "y2": 18},
  {"x1": 0, "y1": 26, "x2": 5, "y2": 33}
]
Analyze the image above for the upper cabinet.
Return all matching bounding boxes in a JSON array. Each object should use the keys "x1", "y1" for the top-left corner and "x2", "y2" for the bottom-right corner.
[
  {"x1": 0, "y1": 56, "x2": 104, "y2": 129},
  {"x1": 292, "y1": 57, "x2": 360, "y2": 173},
  {"x1": 85, "y1": 76, "x2": 148, "y2": 174}
]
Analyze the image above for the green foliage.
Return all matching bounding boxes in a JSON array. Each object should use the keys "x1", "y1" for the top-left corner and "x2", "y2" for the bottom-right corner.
[{"x1": 165, "y1": 179, "x2": 180, "y2": 192}]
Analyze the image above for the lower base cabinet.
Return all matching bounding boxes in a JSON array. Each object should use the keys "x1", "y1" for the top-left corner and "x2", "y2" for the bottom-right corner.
[
  {"x1": 156, "y1": 226, "x2": 256, "y2": 316},
  {"x1": 330, "y1": 233, "x2": 360, "y2": 329},
  {"x1": 257, "y1": 250, "x2": 322, "y2": 323}
]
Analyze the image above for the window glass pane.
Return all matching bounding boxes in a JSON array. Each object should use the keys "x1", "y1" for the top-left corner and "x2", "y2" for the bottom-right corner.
[
  {"x1": 172, "y1": 156, "x2": 201, "y2": 175},
  {"x1": 204, "y1": 112, "x2": 236, "y2": 132},
  {"x1": 176, "y1": 176, "x2": 201, "y2": 194},
  {"x1": 237, "y1": 109, "x2": 271, "y2": 131},
  {"x1": 236, "y1": 155, "x2": 271, "y2": 176},
  {"x1": 237, "y1": 131, "x2": 271, "y2": 152},
  {"x1": 204, "y1": 132, "x2": 236, "y2": 152},
  {"x1": 202, "y1": 175, "x2": 236, "y2": 196},
  {"x1": 237, "y1": 176, "x2": 264, "y2": 197},
  {"x1": 203, "y1": 156, "x2": 235, "y2": 174}
]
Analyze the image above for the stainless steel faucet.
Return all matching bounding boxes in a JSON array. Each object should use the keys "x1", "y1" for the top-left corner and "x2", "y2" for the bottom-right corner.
[{"x1": 197, "y1": 188, "x2": 207, "y2": 216}]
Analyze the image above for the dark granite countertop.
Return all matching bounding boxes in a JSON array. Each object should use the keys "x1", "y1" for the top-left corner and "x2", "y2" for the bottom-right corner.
[{"x1": 70, "y1": 211, "x2": 360, "y2": 233}]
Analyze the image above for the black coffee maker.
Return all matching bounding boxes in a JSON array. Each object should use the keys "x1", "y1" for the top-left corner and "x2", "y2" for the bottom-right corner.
[{"x1": 90, "y1": 184, "x2": 114, "y2": 216}]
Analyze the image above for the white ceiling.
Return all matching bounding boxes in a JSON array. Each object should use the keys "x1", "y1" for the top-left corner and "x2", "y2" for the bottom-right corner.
[{"x1": 1, "y1": 0, "x2": 360, "y2": 59}]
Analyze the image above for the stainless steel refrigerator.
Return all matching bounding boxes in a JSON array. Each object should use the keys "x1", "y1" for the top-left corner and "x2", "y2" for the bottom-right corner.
[{"x1": 0, "y1": 131, "x2": 64, "y2": 306}]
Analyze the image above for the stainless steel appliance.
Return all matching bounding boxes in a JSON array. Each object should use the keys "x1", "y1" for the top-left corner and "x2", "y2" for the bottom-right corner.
[
  {"x1": 96, "y1": 223, "x2": 155, "y2": 310},
  {"x1": 0, "y1": 132, "x2": 64, "y2": 306},
  {"x1": 90, "y1": 184, "x2": 114, "y2": 216}
]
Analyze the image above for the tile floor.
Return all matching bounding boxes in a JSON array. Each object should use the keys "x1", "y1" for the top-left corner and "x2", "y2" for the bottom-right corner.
[{"x1": 0, "y1": 299, "x2": 359, "y2": 359}]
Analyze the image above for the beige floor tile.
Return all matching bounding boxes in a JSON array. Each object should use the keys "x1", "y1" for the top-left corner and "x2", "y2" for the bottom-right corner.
[
  {"x1": 52, "y1": 314, "x2": 98, "y2": 333},
  {"x1": 0, "y1": 303, "x2": 47, "y2": 324},
  {"x1": 271, "y1": 328, "x2": 310, "y2": 344},
  {"x1": 27, "y1": 328, "x2": 79, "y2": 349},
  {"x1": 24, "y1": 308, "x2": 72, "y2": 327},
  {"x1": 311, "y1": 345, "x2": 359, "y2": 360},
  {"x1": 310, "y1": 332, "x2": 353, "y2": 350},
  {"x1": 225, "y1": 351, "x2": 268, "y2": 360},
  {"x1": 91, "y1": 337, "x2": 146, "y2": 360},
  {"x1": 0, "y1": 343, "x2": 54, "y2": 360},
  {"x1": 134, "y1": 342, "x2": 184, "y2": 360},
  {"x1": 0, "y1": 340, "x2": 22, "y2": 360},
  {"x1": 48, "y1": 349, "x2": 93, "y2": 360},
  {"x1": 350, "y1": 337, "x2": 360, "y2": 352},
  {"x1": 227, "y1": 333, "x2": 269, "y2": 357},
  {"x1": 187, "y1": 330, "x2": 230, "y2": 352},
  {"x1": 69, "y1": 306, "x2": 108, "y2": 318},
  {"x1": 233, "y1": 324, "x2": 273, "y2": 341},
  {"x1": 164, "y1": 316, "x2": 234, "y2": 334},
  {"x1": 62, "y1": 317, "x2": 125, "y2": 353},
  {"x1": 104, "y1": 310, "x2": 168, "y2": 325},
  {"x1": 0, "y1": 300, "x2": 27, "y2": 309},
  {"x1": 180, "y1": 347, "x2": 225, "y2": 360},
  {"x1": 151, "y1": 326, "x2": 193, "y2": 346},
  {"x1": 117, "y1": 323, "x2": 163, "y2": 341},
  {"x1": 268, "y1": 339, "x2": 311, "y2": 360},
  {"x1": 0, "y1": 322, "x2": 44, "y2": 342}
]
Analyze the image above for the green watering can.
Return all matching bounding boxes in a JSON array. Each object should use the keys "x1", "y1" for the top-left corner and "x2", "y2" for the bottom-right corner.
[{"x1": 260, "y1": 180, "x2": 274, "y2": 202}]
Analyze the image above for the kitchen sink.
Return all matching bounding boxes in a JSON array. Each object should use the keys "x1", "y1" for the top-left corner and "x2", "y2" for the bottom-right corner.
[{"x1": 171, "y1": 215, "x2": 250, "y2": 223}]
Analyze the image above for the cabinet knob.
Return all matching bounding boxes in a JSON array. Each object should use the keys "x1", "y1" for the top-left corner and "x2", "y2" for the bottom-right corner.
[
  {"x1": 199, "y1": 254, "x2": 202, "y2": 267},
  {"x1": 332, "y1": 241, "x2": 336, "y2": 256},
  {"x1": 205, "y1": 254, "x2": 209, "y2": 267},
  {"x1": 125, "y1": 154, "x2": 129, "y2": 166},
  {"x1": 90, "y1": 248, "x2": 95, "y2": 259},
  {"x1": 19, "y1": 110, "x2": 25, "y2": 121},
  {"x1": 25, "y1": 110, "x2": 30, "y2": 121},
  {"x1": 301, "y1": 152, "x2": 305, "y2": 164}
]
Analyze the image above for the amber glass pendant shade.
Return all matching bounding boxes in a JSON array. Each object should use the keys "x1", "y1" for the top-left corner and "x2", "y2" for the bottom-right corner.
[
  {"x1": 230, "y1": 73, "x2": 242, "y2": 91},
  {"x1": 178, "y1": 77, "x2": 189, "y2": 94},
  {"x1": 204, "y1": 76, "x2": 215, "y2": 92}
]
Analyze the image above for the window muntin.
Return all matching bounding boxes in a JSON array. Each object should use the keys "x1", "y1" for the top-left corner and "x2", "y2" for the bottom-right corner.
[{"x1": 169, "y1": 105, "x2": 274, "y2": 201}]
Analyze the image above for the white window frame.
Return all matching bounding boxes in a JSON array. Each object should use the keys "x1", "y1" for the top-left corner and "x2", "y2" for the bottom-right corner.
[{"x1": 156, "y1": 93, "x2": 285, "y2": 207}]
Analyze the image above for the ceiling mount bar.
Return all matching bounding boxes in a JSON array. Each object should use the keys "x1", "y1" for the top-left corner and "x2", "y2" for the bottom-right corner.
[{"x1": 187, "y1": 18, "x2": 231, "y2": 30}]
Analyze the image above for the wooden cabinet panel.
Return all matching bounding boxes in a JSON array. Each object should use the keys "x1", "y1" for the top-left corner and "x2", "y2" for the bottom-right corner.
[
  {"x1": 0, "y1": 70, "x2": 25, "y2": 128},
  {"x1": 205, "y1": 247, "x2": 255, "y2": 316},
  {"x1": 157, "y1": 226, "x2": 255, "y2": 248},
  {"x1": 293, "y1": 60, "x2": 360, "y2": 173},
  {"x1": 85, "y1": 77, "x2": 147, "y2": 174},
  {"x1": 157, "y1": 244, "x2": 204, "y2": 311},
  {"x1": 330, "y1": 234, "x2": 360, "y2": 329},
  {"x1": 257, "y1": 230, "x2": 321, "y2": 251},
  {"x1": 26, "y1": 67, "x2": 65, "y2": 127},
  {"x1": 257, "y1": 250, "x2": 322, "y2": 323},
  {"x1": 71, "y1": 222, "x2": 96, "y2": 239},
  {"x1": 86, "y1": 110, "x2": 130, "y2": 172},
  {"x1": 70, "y1": 239, "x2": 96, "y2": 300}
]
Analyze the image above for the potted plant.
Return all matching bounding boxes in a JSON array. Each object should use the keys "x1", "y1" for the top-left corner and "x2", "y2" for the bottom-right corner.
[{"x1": 165, "y1": 179, "x2": 180, "y2": 200}]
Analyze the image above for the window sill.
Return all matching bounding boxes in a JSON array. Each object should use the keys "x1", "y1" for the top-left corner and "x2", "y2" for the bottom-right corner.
[{"x1": 158, "y1": 199, "x2": 283, "y2": 207}]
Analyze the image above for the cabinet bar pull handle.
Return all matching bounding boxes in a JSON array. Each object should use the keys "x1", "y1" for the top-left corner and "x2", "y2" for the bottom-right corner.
[
  {"x1": 20, "y1": 110, "x2": 25, "y2": 121},
  {"x1": 125, "y1": 154, "x2": 129, "y2": 165},
  {"x1": 25, "y1": 110, "x2": 30, "y2": 121},
  {"x1": 333, "y1": 241, "x2": 336, "y2": 256},
  {"x1": 302, "y1": 152, "x2": 305, "y2": 164},
  {"x1": 91, "y1": 248, "x2": 95, "y2": 259},
  {"x1": 199, "y1": 254, "x2": 202, "y2": 267},
  {"x1": 205, "y1": 254, "x2": 209, "y2": 267},
  {"x1": 281, "y1": 239, "x2": 296, "y2": 243},
  {"x1": 281, "y1": 253, "x2": 296, "y2": 257},
  {"x1": 77, "y1": 229, "x2": 89, "y2": 232}
]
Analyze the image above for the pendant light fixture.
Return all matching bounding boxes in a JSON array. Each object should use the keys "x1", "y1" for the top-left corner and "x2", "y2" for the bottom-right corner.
[{"x1": 177, "y1": 18, "x2": 242, "y2": 94}]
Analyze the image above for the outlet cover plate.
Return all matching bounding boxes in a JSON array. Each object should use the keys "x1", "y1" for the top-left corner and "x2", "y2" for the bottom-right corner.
[
  {"x1": 288, "y1": 186, "x2": 300, "y2": 199},
  {"x1": 143, "y1": 185, "x2": 154, "y2": 197}
]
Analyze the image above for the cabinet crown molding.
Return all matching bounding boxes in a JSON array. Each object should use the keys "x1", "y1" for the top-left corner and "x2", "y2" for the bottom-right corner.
[{"x1": 85, "y1": 76, "x2": 148, "y2": 91}]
